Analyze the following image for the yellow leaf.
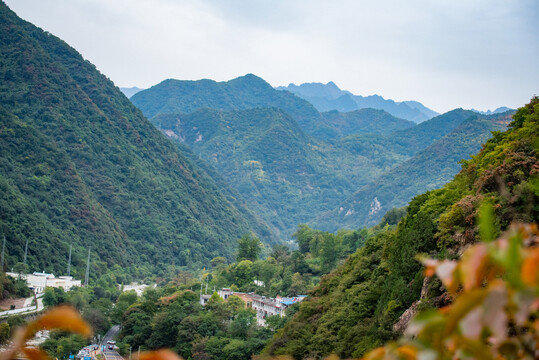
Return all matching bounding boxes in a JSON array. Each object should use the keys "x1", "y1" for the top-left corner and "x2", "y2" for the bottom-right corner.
[
  {"x1": 361, "y1": 347, "x2": 386, "y2": 360},
  {"x1": 434, "y1": 260, "x2": 458, "y2": 294},
  {"x1": 137, "y1": 349, "x2": 183, "y2": 360},
  {"x1": 24, "y1": 305, "x2": 92, "y2": 340}
]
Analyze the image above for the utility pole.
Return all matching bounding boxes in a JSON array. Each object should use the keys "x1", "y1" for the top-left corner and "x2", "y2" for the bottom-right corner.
[
  {"x1": 67, "y1": 243, "x2": 72, "y2": 276},
  {"x1": 199, "y1": 274, "x2": 203, "y2": 297},
  {"x1": 0, "y1": 236, "x2": 6, "y2": 270},
  {"x1": 84, "y1": 247, "x2": 90, "y2": 287},
  {"x1": 23, "y1": 238, "x2": 29, "y2": 265},
  {"x1": 205, "y1": 275, "x2": 209, "y2": 294}
]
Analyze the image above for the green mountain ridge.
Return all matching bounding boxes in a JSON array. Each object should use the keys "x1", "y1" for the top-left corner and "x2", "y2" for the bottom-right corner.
[
  {"x1": 133, "y1": 77, "x2": 514, "y2": 236},
  {"x1": 130, "y1": 74, "x2": 324, "y2": 137},
  {"x1": 315, "y1": 111, "x2": 513, "y2": 230},
  {"x1": 0, "y1": 2, "x2": 273, "y2": 279}
]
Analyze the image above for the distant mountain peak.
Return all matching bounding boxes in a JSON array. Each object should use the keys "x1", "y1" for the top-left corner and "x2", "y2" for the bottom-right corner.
[
  {"x1": 279, "y1": 82, "x2": 439, "y2": 123},
  {"x1": 470, "y1": 106, "x2": 513, "y2": 115}
]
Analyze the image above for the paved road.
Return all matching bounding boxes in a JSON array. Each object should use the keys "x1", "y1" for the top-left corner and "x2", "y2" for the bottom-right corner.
[
  {"x1": 0, "y1": 294, "x2": 44, "y2": 317},
  {"x1": 101, "y1": 325, "x2": 123, "y2": 360}
]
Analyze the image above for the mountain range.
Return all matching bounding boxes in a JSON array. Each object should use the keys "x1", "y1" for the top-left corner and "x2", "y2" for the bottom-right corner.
[
  {"x1": 132, "y1": 75, "x2": 511, "y2": 237},
  {"x1": 277, "y1": 81, "x2": 439, "y2": 123},
  {"x1": 120, "y1": 86, "x2": 144, "y2": 98}
]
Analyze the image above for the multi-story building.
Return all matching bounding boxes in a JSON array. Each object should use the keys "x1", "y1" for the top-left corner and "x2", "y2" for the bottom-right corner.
[{"x1": 200, "y1": 288, "x2": 306, "y2": 326}]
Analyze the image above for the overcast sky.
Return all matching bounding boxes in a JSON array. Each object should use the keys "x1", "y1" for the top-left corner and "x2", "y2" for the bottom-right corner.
[{"x1": 4, "y1": 0, "x2": 538, "y2": 113}]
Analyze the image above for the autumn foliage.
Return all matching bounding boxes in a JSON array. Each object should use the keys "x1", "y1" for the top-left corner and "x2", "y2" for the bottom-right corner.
[{"x1": 362, "y1": 222, "x2": 539, "y2": 360}]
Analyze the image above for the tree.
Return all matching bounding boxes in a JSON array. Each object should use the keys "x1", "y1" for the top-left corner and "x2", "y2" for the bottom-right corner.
[
  {"x1": 211, "y1": 257, "x2": 227, "y2": 269},
  {"x1": 43, "y1": 287, "x2": 58, "y2": 308},
  {"x1": 0, "y1": 323, "x2": 10, "y2": 344},
  {"x1": 236, "y1": 234, "x2": 262, "y2": 262},
  {"x1": 288, "y1": 272, "x2": 307, "y2": 296},
  {"x1": 320, "y1": 233, "x2": 339, "y2": 273},
  {"x1": 232, "y1": 260, "x2": 253, "y2": 288},
  {"x1": 293, "y1": 224, "x2": 314, "y2": 254},
  {"x1": 13, "y1": 262, "x2": 28, "y2": 278}
]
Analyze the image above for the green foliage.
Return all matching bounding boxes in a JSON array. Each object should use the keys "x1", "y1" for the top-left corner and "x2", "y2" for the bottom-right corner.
[
  {"x1": 0, "y1": 323, "x2": 10, "y2": 344},
  {"x1": 0, "y1": 3, "x2": 265, "y2": 277},
  {"x1": 316, "y1": 110, "x2": 513, "y2": 230},
  {"x1": 118, "y1": 287, "x2": 272, "y2": 360},
  {"x1": 0, "y1": 273, "x2": 31, "y2": 300},
  {"x1": 236, "y1": 234, "x2": 262, "y2": 262},
  {"x1": 264, "y1": 99, "x2": 538, "y2": 358},
  {"x1": 41, "y1": 331, "x2": 88, "y2": 360}
]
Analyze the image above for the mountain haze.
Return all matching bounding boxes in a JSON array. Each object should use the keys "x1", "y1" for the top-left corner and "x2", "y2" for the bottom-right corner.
[{"x1": 278, "y1": 82, "x2": 439, "y2": 123}]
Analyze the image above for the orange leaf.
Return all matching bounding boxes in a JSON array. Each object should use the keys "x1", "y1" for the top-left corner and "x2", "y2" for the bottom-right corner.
[
  {"x1": 459, "y1": 243, "x2": 488, "y2": 291},
  {"x1": 522, "y1": 247, "x2": 539, "y2": 287},
  {"x1": 421, "y1": 258, "x2": 439, "y2": 277},
  {"x1": 444, "y1": 289, "x2": 487, "y2": 336},
  {"x1": 24, "y1": 305, "x2": 92, "y2": 340},
  {"x1": 361, "y1": 347, "x2": 386, "y2": 360},
  {"x1": 137, "y1": 349, "x2": 183, "y2": 360},
  {"x1": 22, "y1": 347, "x2": 51, "y2": 360},
  {"x1": 395, "y1": 345, "x2": 418, "y2": 360},
  {"x1": 435, "y1": 260, "x2": 458, "y2": 294}
]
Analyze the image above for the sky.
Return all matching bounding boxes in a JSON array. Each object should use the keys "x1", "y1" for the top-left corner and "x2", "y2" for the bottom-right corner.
[{"x1": 4, "y1": 0, "x2": 539, "y2": 113}]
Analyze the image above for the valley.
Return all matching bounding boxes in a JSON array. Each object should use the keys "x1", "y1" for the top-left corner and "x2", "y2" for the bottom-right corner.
[{"x1": 0, "y1": 1, "x2": 537, "y2": 360}]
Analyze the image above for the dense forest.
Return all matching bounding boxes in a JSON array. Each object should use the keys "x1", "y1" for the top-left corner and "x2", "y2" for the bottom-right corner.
[
  {"x1": 0, "y1": 2, "x2": 276, "y2": 281},
  {"x1": 263, "y1": 97, "x2": 538, "y2": 358}
]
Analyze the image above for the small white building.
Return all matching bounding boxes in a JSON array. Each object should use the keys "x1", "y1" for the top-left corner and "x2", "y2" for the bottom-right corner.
[{"x1": 6, "y1": 272, "x2": 81, "y2": 293}]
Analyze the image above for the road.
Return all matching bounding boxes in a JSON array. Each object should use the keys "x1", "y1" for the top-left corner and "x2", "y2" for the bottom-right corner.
[
  {"x1": 0, "y1": 294, "x2": 44, "y2": 318},
  {"x1": 101, "y1": 325, "x2": 123, "y2": 360}
]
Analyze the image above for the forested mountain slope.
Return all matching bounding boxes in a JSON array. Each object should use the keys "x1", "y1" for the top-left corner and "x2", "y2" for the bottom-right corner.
[
  {"x1": 315, "y1": 111, "x2": 513, "y2": 230},
  {"x1": 315, "y1": 109, "x2": 415, "y2": 140},
  {"x1": 130, "y1": 75, "x2": 325, "y2": 136},
  {"x1": 0, "y1": 3, "x2": 273, "y2": 280},
  {"x1": 134, "y1": 76, "x2": 512, "y2": 235},
  {"x1": 264, "y1": 98, "x2": 538, "y2": 359},
  {"x1": 151, "y1": 108, "x2": 387, "y2": 237}
]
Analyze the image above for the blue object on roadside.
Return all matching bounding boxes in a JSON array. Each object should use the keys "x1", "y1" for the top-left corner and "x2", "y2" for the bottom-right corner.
[
  {"x1": 69, "y1": 356, "x2": 75, "y2": 359},
  {"x1": 84, "y1": 356, "x2": 92, "y2": 360}
]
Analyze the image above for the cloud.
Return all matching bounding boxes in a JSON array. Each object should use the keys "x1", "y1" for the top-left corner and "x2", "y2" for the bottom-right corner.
[{"x1": 4, "y1": 0, "x2": 538, "y2": 112}]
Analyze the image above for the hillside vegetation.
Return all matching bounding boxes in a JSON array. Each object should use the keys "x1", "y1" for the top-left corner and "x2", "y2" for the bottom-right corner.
[
  {"x1": 264, "y1": 98, "x2": 538, "y2": 359},
  {"x1": 152, "y1": 107, "x2": 389, "y2": 237},
  {"x1": 0, "y1": 3, "x2": 274, "y2": 280},
  {"x1": 316, "y1": 111, "x2": 513, "y2": 230},
  {"x1": 134, "y1": 77, "x2": 509, "y2": 236}
]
